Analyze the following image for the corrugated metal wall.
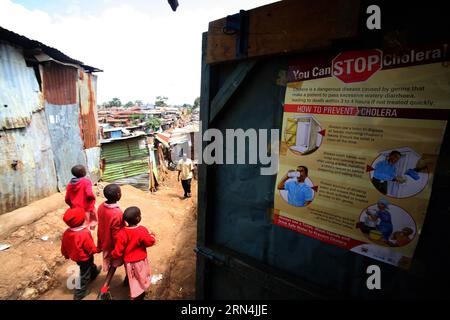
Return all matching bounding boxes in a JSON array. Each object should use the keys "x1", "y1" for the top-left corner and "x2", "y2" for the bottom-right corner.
[
  {"x1": 0, "y1": 110, "x2": 58, "y2": 214},
  {"x1": 101, "y1": 137, "x2": 150, "y2": 182},
  {"x1": 44, "y1": 103, "x2": 87, "y2": 191},
  {"x1": 0, "y1": 43, "x2": 43, "y2": 130},
  {"x1": 42, "y1": 62, "x2": 77, "y2": 105},
  {"x1": 42, "y1": 66, "x2": 100, "y2": 190},
  {"x1": 78, "y1": 71, "x2": 99, "y2": 149},
  {"x1": 0, "y1": 43, "x2": 59, "y2": 214},
  {"x1": 84, "y1": 146, "x2": 101, "y2": 183}
]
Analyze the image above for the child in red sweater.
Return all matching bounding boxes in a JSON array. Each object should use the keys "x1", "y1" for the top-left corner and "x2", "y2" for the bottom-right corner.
[
  {"x1": 112, "y1": 206, "x2": 156, "y2": 300},
  {"x1": 65, "y1": 165, "x2": 97, "y2": 231},
  {"x1": 61, "y1": 207, "x2": 101, "y2": 300},
  {"x1": 97, "y1": 184, "x2": 125, "y2": 299}
]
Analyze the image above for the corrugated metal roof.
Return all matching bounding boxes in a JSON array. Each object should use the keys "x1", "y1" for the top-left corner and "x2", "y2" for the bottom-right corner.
[
  {"x1": 78, "y1": 71, "x2": 99, "y2": 148},
  {"x1": 0, "y1": 26, "x2": 102, "y2": 72},
  {"x1": 101, "y1": 137, "x2": 150, "y2": 182},
  {"x1": 42, "y1": 62, "x2": 78, "y2": 105},
  {"x1": 0, "y1": 110, "x2": 58, "y2": 214},
  {"x1": 0, "y1": 43, "x2": 43, "y2": 129},
  {"x1": 100, "y1": 132, "x2": 147, "y2": 144},
  {"x1": 112, "y1": 173, "x2": 150, "y2": 191}
]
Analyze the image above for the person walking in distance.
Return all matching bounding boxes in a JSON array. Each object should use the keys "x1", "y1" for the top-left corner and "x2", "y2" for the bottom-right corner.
[{"x1": 177, "y1": 153, "x2": 194, "y2": 198}]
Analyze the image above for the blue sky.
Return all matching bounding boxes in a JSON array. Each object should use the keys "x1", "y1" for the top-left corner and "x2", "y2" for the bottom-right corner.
[{"x1": 1, "y1": 0, "x2": 277, "y2": 105}]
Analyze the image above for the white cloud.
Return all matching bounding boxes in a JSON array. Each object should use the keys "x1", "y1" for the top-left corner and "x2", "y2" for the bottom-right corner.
[{"x1": 0, "y1": 0, "x2": 277, "y2": 105}]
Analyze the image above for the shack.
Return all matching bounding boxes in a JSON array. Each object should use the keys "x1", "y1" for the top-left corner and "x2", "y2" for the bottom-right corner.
[
  {"x1": 0, "y1": 27, "x2": 101, "y2": 214},
  {"x1": 169, "y1": 124, "x2": 199, "y2": 164},
  {"x1": 100, "y1": 133, "x2": 150, "y2": 188}
]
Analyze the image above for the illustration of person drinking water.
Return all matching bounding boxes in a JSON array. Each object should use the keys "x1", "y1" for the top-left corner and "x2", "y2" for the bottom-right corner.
[{"x1": 277, "y1": 166, "x2": 313, "y2": 207}]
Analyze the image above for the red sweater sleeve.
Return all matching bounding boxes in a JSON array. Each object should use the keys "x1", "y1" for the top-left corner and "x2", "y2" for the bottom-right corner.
[
  {"x1": 111, "y1": 214, "x2": 123, "y2": 244},
  {"x1": 141, "y1": 227, "x2": 156, "y2": 248},
  {"x1": 83, "y1": 232, "x2": 100, "y2": 255},
  {"x1": 61, "y1": 232, "x2": 69, "y2": 259},
  {"x1": 111, "y1": 231, "x2": 127, "y2": 259},
  {"x1": 65, "y1": 186, "x2": 72, "y2": 207},
  {"x1": 84, "y1": 179, "x2": 96, "y2": 201}
]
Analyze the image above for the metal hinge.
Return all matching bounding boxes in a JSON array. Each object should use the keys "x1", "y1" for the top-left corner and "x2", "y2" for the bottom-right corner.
[{"x1": 223, "y1": 10, "x2": 249, "y2": 59}]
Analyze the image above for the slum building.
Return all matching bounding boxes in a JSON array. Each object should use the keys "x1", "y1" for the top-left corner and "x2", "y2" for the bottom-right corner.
[{"x1": 0, "y1": 27, "x2": 102, "y2": 214}]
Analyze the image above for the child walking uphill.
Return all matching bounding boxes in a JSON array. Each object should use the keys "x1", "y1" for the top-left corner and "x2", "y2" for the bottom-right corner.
[
  {"x1": 65, "y1": 165, "x2": 97, "y2": 231},
  {"x1": 97, "y1": 184, "x2": 125, "y2": 300},
  {"x1": 61, "y1": 207, "x2": 101, "y2": 300},
  {"x1": 111, "y1": 207, "x2": 156, "y2": 300}
]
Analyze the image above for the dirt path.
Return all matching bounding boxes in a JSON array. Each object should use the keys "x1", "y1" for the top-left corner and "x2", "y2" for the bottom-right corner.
[{"x1": 0, "y1": 171, "x2": 197, "y2": 300}]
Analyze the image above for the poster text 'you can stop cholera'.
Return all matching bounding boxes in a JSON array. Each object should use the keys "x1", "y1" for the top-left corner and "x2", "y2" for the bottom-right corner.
[{"x1": 273, "y1": 43, "x2": 450, "y2": 269}]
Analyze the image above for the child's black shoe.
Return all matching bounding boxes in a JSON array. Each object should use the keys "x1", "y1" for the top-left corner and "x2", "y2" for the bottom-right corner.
[{"x1": 74, "y1": 289, "x2": 91, "y2": 300}]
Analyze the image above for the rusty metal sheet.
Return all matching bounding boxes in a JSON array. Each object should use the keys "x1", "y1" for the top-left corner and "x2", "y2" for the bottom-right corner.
[
  {"x1": 0, "y1": 43, "x2": 43, "y2": 130},
  {"x1": 42, "y1": 62, "x2": 77, "y2": 105},
  {"x1": 78, "y1": 71, "x2": 99, "y2": 148},
  {"x1": 84, "y1": 147, "x2": 101, "y2": 184},
  {"x1": 0, "y1": 110, "x2": 58, "y2": 215},
  {"x1": 45, "y1": 103, "x2": 87, "y2": 191}
]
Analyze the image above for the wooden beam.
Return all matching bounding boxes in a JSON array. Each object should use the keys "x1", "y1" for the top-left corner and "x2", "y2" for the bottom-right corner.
[
  {"x1": 207, "y1": 0, "x2": 360, "y2": 64},
  {"x1": 209, "y1": 59, "x2": 256, "y2": 123}
]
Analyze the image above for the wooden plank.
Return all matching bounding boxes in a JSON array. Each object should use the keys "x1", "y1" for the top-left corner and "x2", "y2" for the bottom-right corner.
[
  {"x1": 207, "y1": 17, "x2": 237, "y2": 64},
  {"x1": 207, "y1": 0, "x2": 360, "y2": 64},
  {"x1": 209, "y1": 59, "x2": 256, "y2": 123}
]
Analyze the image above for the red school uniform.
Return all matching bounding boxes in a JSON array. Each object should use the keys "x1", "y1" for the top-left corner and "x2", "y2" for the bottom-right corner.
[
  {"x1": 65, "y1": 177, "x2": 97, "y2": 228},
  {"x1": 61, "y1": 226, "x2": 100, "y2": 262},
  {"x1": 111, "y1": 226, "x2": 156, "y2": 263},
  {"x1": 97, "y1": 202, "x2": 124, "y2": 252},
  {"x1": 65, "y1": 177, "x2": 96, "y2": 211},
  {"x1": 97, "y1": 202, "x2": 125, "y2": 271}
]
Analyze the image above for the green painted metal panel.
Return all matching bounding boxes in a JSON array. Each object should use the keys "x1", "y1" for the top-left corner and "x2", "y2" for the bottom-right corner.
[{"x1": 101, "y1": 137, "x2": 149, "y2": 182}]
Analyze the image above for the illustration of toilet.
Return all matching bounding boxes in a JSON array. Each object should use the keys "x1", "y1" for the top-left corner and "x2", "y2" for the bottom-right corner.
[{"x1": 285, "y1": 116, "x2": 321, "y2": 154}]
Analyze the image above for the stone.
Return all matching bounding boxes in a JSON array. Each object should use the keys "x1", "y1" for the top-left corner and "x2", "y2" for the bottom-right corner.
[{"x1": 21, "y1": 287, "x2": 38, "y2": 300}]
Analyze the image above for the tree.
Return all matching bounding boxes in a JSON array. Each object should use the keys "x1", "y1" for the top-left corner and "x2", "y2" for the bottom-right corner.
[
  {"x1": 124, "y1": 101, "x2": 134, "y2": 108},
  {"x1": 146, "y1": 117, "x2": 161, "y2": 131},
  {"x1": 155, "y1": 96, "x2": 168, "y2": 108},
  {"x1": 135, "y1": 100, "x2": 143, "y2": 107},
  {"x1": 193, "y1": 96, "x2": 200, "y2": 109},
  {"x1": 105, "y1": 97, "x2": 122, "y2": 108}
]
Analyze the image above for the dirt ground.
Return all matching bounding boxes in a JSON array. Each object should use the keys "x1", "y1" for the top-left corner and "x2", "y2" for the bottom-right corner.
[{"x1": 0, "y1": 171, "x2": 197, "y2": 300}]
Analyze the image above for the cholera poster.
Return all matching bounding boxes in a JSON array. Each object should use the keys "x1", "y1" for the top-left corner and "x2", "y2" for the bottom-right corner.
[{"x1": 274, "y1": 43, "x2": 450, "y2": 268}]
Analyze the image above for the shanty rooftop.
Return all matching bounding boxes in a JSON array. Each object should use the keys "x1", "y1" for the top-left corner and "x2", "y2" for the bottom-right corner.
[{"x1": 0, "y1": 26, "x2": 102, "y2": 73}]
